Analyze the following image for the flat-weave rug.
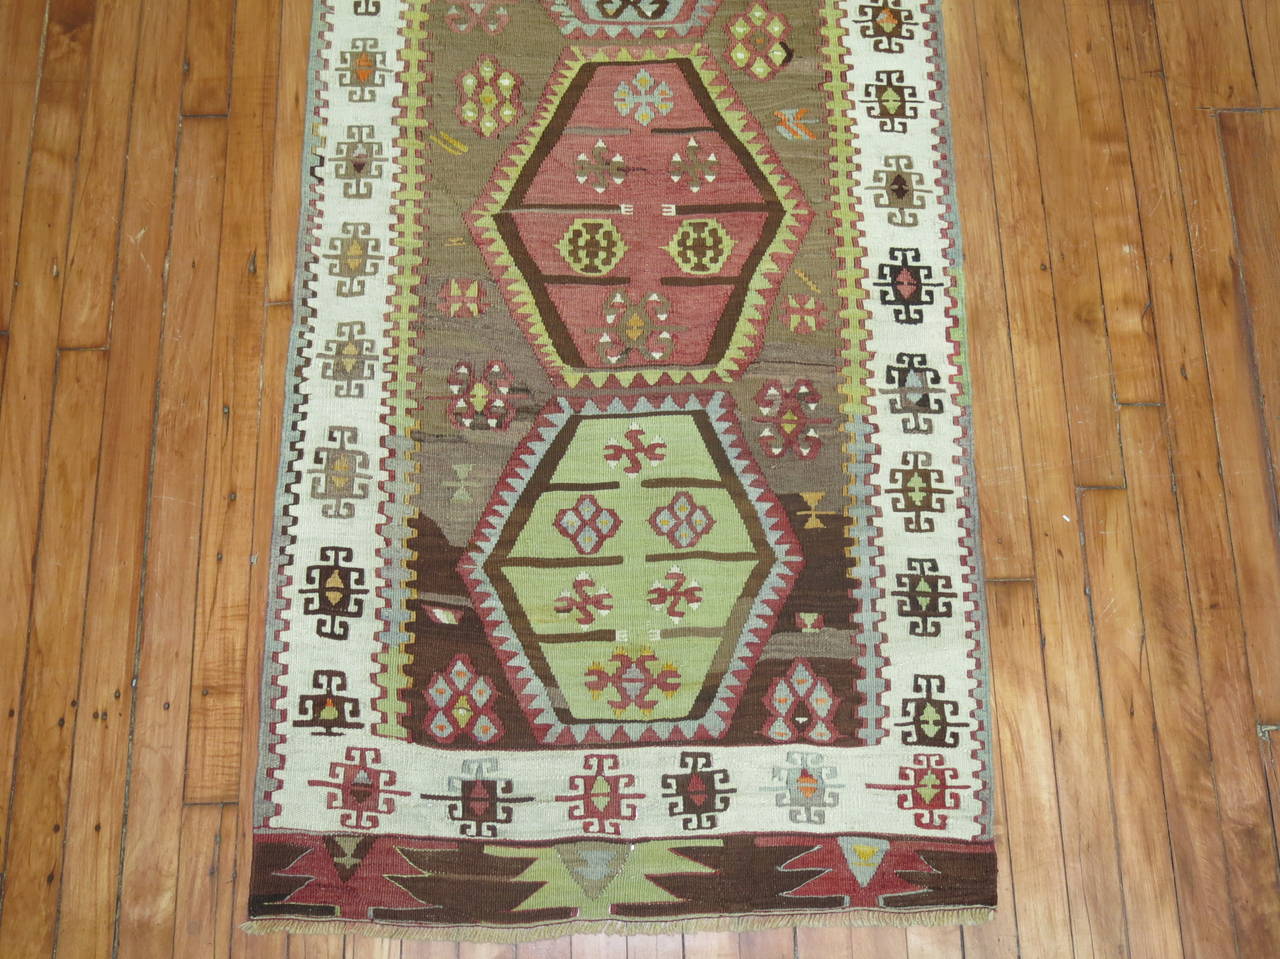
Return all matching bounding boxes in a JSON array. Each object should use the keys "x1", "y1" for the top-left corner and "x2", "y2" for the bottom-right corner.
[{"x1": 247, "y1": 0, "x2": 995, "y2": 940}]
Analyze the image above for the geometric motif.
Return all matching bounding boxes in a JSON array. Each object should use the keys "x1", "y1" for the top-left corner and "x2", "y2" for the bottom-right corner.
[
  {"x1": 459, "y1": 392, "x2": 801, "y2": 741},
  {"x1": 554, "y1": 754, "x2": 644, "y2": 835},
  {"x1": 881, "y1": 353, "x2": 944, "y2": 433},
  {"x1": 337, "y1": 38, "x2": 389, "y2": 101},
  {"x1": 469, "y1": 45, "x2": 811, "y2": 388},
  {"x1": 445, "y1": 360, "x2": 516, "y2": 430},
  {"x1": 584, "y1": 648, "x2": 681, "y2": 715},
  {"x1": 437, "y1": 278, "x2": 489, "y2": 318},
  {"x1": 323, "y1": 222, "x2": 383, "y2": 296},
  {"x1": 762, "y1": 659, "x2": 842, "y2": 744},
  {"x1": 300, "y1": 546, "x2": 369, "y2": 640},
  {"x1": 897, "y1": 674, "x2": 967, "y2": 748},
  {"x1": 293, "y1": 669, "x2": 363, "y2": 737},
  {"x1": 419, "y1": 759, "x2": 534, "y2": 837},
  {"x1": 886, "y1": 451, "x2": 953, "y2": 533},
  {"x1": 870, "y1": 155, "x2": 928, "y2": 227},
  {"x1": 869, "y1": 753, "x2": 969, "y2": 830},
  {"x1": 455, "y1": 55, "x2": 523, "y2": 137},
  {"x1": 725, "y1": 2, "x2": 793, "y2": 80},
  {"x1": 539, "y1": 0, "x2": 723, "y2": 40},
  {"x1": 770, "y1": 751, "x2": 843, "y2": 825},
  {"x1": 854, "y1": 1, "x2": 917, "y2": 54},
  {"x1": 891, "y1": 557, "x2": 957, "y2": 636},
  {"x1": 874, "y1": 248, "x2": 942, "y2": 324},
  {"x1": 753, "y1": 379, "x2": 832, "y2": 458},
  {"x1": 660, "y1": 751, "x2": 735, "y2": 830},
  {"x1": 307, "y1": 426, "x2": 371, "y2": 518},
  {"x1": 447, "y1": 0, "x2": 516, "y2": 34},
  {"x1": 331, "y1": 125, "x2": 385, "y2": 199},
  {"x1": 251, "y1": 0, "x2": 995, "y2": 937},
  {"x1": 864, "y1": 69, "x2": 921, "y2": 133},
  {"x1": 778, "y1": 292, "x2": 829, "y2": 334},
  {"x1": 307, "y1": 747, "x2": 409, "y2": 830},
  {"x1": 317, "y1": 321, "x2": 377, "y2": 398},
  {"x1": 424, "y1": 655, "x2": 505, "y2": 744}
]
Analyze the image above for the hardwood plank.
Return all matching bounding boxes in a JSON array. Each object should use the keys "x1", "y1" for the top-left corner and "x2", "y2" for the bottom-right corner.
[
  {"x1": 172, "y1": 803, "x2": 239, "y2": 956},
  {"x1": 1220, "y1": 110, "x2": 1280, "y2": 503},
  {"x1": 1115, "y1": 1, "x2": 1280, "y2": 948},
  {"x1": 0, "y1": 349, "x2": 107, "y2": 957},
  {"x1": 985, "y1": 583, "x2": 1073, "y2": 959},
  {"x1": 905, "y1": 926, "x2": 962, "y2": 958},
  {"x1": 1079, "y1": 488, "x2": 1184, "y2": 959},
  {"x1": 1059, "y1": 0, "x2": 1162, "y2": 402},
  {"x1": 737, "y1": 929, "x2": 792, "y2": 959},
  {"x1": 960, "y1": 723, "x2": 1019, "y2": 959},
  {"x1": 0, "y1": 0, "x2": 52, "y2": 332},
  {"x1": 682, "y1": 932, "x2": 739, "y2": 959},
  {"x1": 184, "y1": 0, "x2": 281, "y2": 802},
  {"x1": 1241, "y1": 1, "x2": 1280, "y2": 105},
  {"x1": 181, "y1": 0, "x2": 233, "y2": 115},
  {"x1": 293, "y1": 934, "x2": 350, "y2": 958},
  {"x1": 1018, "y1": 0, "x2": 1126, "y2": 485},
  {"x1": 1218, "y1": 113, "x2": 1280, "y2": 793},
  {"x1": 845, "y1": 928, "x2": 908, "y2": 954},
  {"x1": 115, "y1": 114, "x2": 228, "y2": 957},
  {"x1": 458, "y1": 944, "x2": 516, "y2": 959},
  {"x1": 349, "y1": 936, "x2": 403, "y2": 959},
  {"x1": 1154, "y1": 0, "x2": 1280, "y2": 840},
  {"x1": 978, "y1": 2, "x2": 1128, "y2": 952},
  {"x1": 48, "y1": 0, "x2": 189, "y2": 950},
  {"x1": 1115, "y1": 406, "x2": 1245, "y2": 958},
  {"x1": 266, "y1": 0, "x2": 312, "y2": 303},
  {"x1": 941, "y1": 0, "x2": 1033, "y2": 579},
  {"x1": 571, "y1": 934, "x2": 625, "y2": 959},
  {"x1": 0, "y1": 0, "x2": 98, "y2": 870},
  {"x1": 0, "y1": 335, "x2": 8, "y2": 401},
  {"x1": 1151, "y1": 0, "x2": 1258, "y2": 107},
  {"x1": 231, "y1": 303, "x2": 292, "y2": 959},
  {"x1": 513, "y1": 938, "x2": 565, "y2": 959},
  {"x1": 58, "y1": 0, "x2": 145, "y2": 348},
  {"x1": 797, "y1": 926, "x2": 907, "y2": 957},
  {"x1": 625, "y1": 935, "x2": 682, "y2": 959}
]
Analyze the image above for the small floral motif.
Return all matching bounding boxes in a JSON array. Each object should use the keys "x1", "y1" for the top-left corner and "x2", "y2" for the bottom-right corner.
[
  {"x1": 614, "y1": 68, "x2": 675, "y2": 126},
  {"x1": 456, "y1": 55, "x2": 523, "y2": 137},
  {"x1": 726, "y1": 2, "x2": 793, "y2": 80},
  {"x1": 425, "y1": 655, "x2": 505, "y2": 744}
]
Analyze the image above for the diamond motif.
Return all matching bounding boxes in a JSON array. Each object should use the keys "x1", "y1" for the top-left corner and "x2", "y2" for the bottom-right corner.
[{"x1": 467, "y1": 47, "x2": 811, "y2": 388}]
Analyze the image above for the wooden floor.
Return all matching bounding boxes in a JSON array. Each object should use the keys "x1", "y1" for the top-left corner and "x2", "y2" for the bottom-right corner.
[{"x1": 0, "y1": 0, "x2": 1278, "y2": 956}]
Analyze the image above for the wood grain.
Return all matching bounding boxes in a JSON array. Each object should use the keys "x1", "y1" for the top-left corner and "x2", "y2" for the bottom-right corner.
[
  {"x1": 1058, "y1": 0, "x2": 1162, "y2": 403},
  {"x1": 1080, "y1": 488, "x2": 1184, "y2": 959},
  {"x1": 0, "y1": 349, "x2": 107, "y2": 957},
  {"x1": 0, "y1": 0, "x2": 1277, "y2": 955},
  {"x1": 184, "y1": 0, "x2": 281, "y2": 802},
  {"x1": 1117, "y1": 406, "x2": 1242, "y2": 957},
  {"x1": 115, "y1": 115, "x2": 228, "y2": 958},
  {"x1": 57, "y1": 0, "x2": 144, "y2": 348},
  {"x1": 941, "y1": 0, "x2": 1032, "y2": 579},
  {"x1": 978, "y1": 2, "x2": 1128, "y2": 952},
  {"x1": 49, "y1": 0, "x2": 188, "y2": 951},
  {"x1": 0, "y1": 0, "x2": 97, "y2": 870},
  {"x1": 1017, "y1": 0, "x2": 1125, "y2": 486},
  {"x1": 0, "y1": 0, "x2": 53, "y2": 333},
  {"x1": 181, "y1": 0, "x2": 234, "y2": 116},
  {"x1": 985, "y1": 583, "x2": 1073, "y2": 959},
  {"x1": 267, "y1": 0, "x2": 313, "y2": 303}
]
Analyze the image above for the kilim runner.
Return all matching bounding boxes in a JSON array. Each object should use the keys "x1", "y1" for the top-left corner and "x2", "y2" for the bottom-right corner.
[{"x1": 246, "y1": 0, "x2": 995, "y2": 940}]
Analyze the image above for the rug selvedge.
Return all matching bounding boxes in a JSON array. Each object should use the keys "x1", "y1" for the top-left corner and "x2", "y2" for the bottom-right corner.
[{"x1": 249, "y1": 0, "x2": 995, "y2": 939}]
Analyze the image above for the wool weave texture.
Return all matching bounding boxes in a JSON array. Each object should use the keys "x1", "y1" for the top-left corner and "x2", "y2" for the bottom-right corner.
[{"x1": 247, "y1": 0, "x2": 996, "y2": 940}]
